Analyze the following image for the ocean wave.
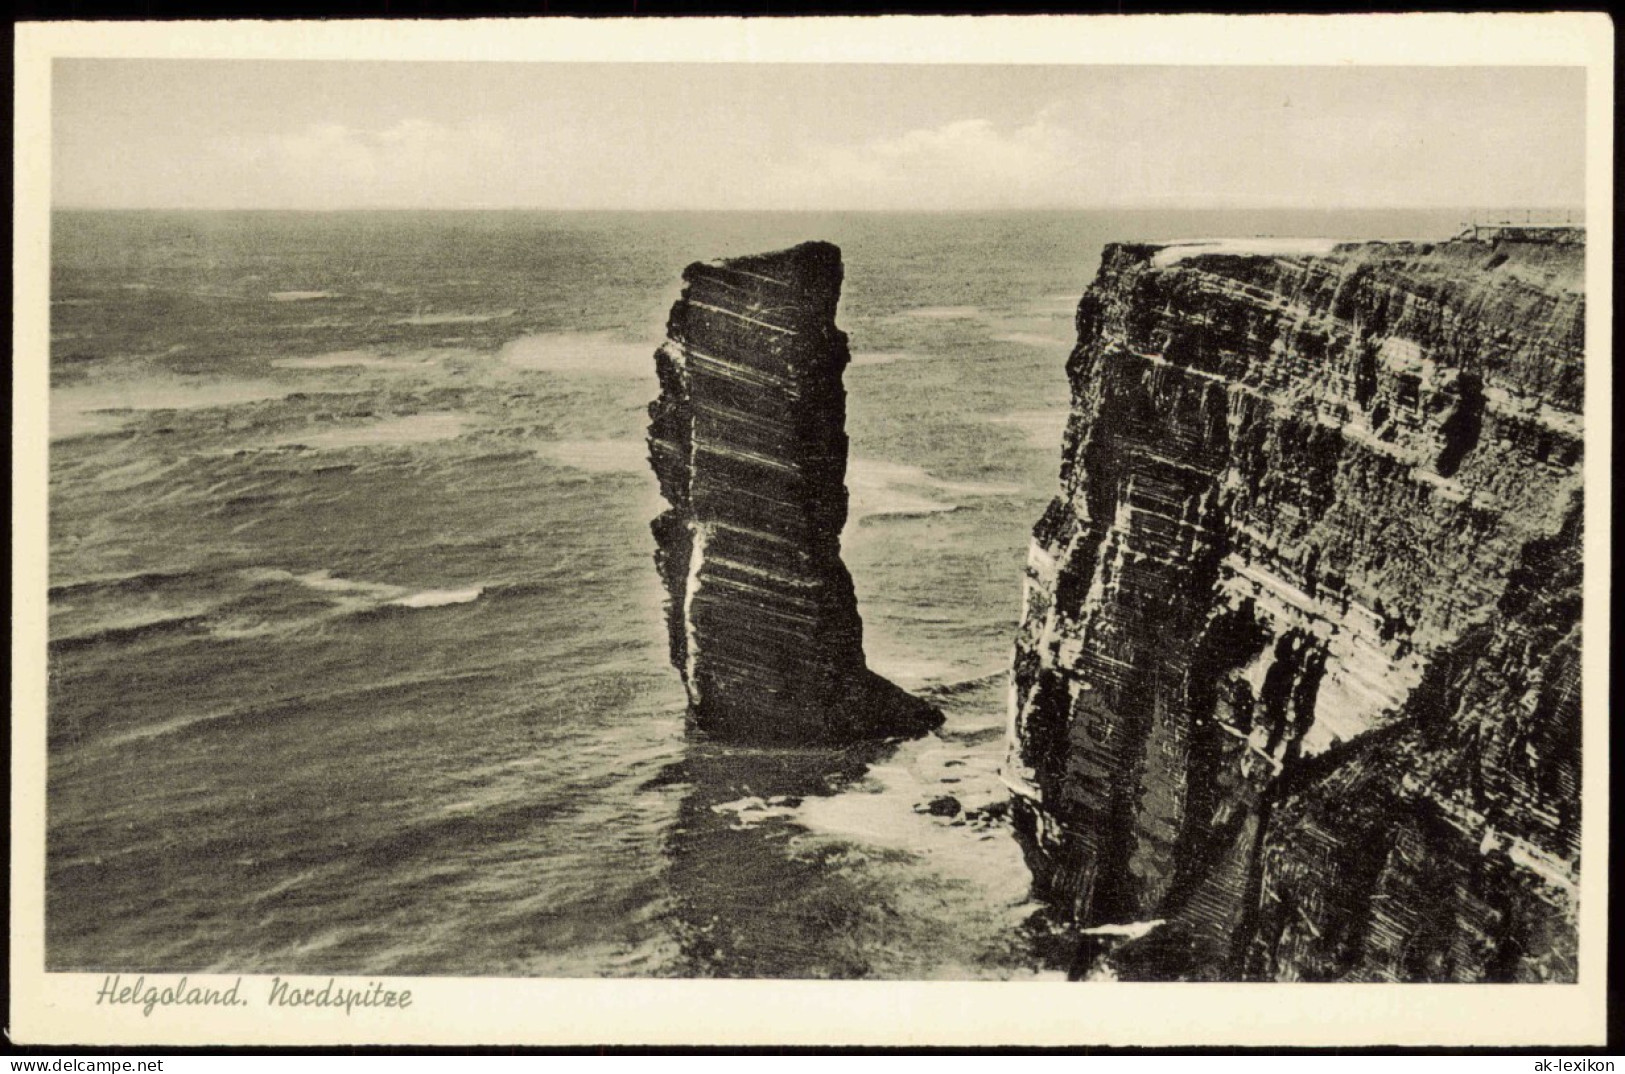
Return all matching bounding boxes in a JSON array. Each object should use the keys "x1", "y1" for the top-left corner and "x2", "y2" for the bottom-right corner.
[
  {"x1": 850, "y1": 351, "x2": 931, "y2": 367},
  {"x1": 481, "y1": 576, "x2": 578, "y2": 602},
  {"x1": 442, "y1": 445, "x2": 536, "y2": 467},
  {"x1": 285, "y1": 569, "x2": 406, "y2": 600},
  {"x1": 248, "y1": 568, "x2": 484, "y2": 614},
  {"x1": 205, "y1": 616, "x2": 299, "y2": 641},
  {"x1": 390, "y1": 586, "x2": 483, "y2": 609},
  {"x1": 846, "y1": 460, "x2": 958, "y2": 519},
  {"x1": 1027, "y1": 293, "x2": 1086, "y2": 314},
  {"x1": 49, "y1": 409, "x2": 131, "y2": 441},
  {"x1": 269, "y1": 291, "x2": 340, "y2": 302},
  {"x1": 51, "y1": 377, "x2": 290, "y2": 441},
  {"x1": 99, "y1": 569, "x2": 494, "y2": 644},
  {"x1": 270, "y1": 413, "x2": 467, "y2": 451},
  {"x1": 920, "y1": 671, "x2": 1008, "y2": 699},
  {"x1": 536, "y1": 439, "x2": 649, "y2": 474},
  {"x1": 846, "y1": 459, "x2": 1020, "y2": 522},
  {"x1": 709, "y1": 795, "x2": 802, "y2": 831},
  {"x1": 986, "y1": 409, "x2": 1070, "y2": 451},
  {"x1": 271, "y1": 351, "x2": 424, "y2": 371},
  {"x1": 214, "y1": 492, "x2": 277, "y2": 514},
  {"x1": 790, "y1": 723, "x2": 1033, "y2": 901},
  {"x1": 96, "y1": 666, "x2": 506, "y2": 749},
  {"x1": 50, "y1": 614, "x2": 209, "y2": 654},
  {"x1": 399, "y1": 309, "x2": 515, "y2": 326},
  {"x1": 901, "y1": 305, "x2": 981, "y2": 320},
  {"x1": 994, "y1": 332, "x2": 1072, "y2": 348},
  {"x1": 49, "y1": 568, "x2": 200, "y2": 600}
]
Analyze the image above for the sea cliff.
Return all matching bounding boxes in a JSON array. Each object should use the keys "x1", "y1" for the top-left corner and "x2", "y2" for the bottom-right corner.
[
  {"x1": 648, "y1": 242, "x2": 941, "y2": 743},
  {"x1": 1005, "y1": 234, "x2": 1584, "y2": 981}
]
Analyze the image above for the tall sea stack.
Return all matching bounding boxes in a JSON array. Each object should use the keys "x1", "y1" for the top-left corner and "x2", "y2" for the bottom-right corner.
[
  {"x1": 648, "y1": 242, "x2": 942, "y2": 743},
  {"x1": 1008, "y1": 233, "x2": 1584, "y2": 981}
]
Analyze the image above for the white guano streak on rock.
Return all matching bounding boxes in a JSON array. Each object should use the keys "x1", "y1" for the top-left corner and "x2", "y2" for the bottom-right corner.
[
  {"x1": 684, "y1": 299, "x2": 797, "y2": 336},
  {"x1": 684, "y1": 522, "x2": 710, "y2": 706}
]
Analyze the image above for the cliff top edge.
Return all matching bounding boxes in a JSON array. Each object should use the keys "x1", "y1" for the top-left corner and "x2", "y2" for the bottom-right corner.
[
  {"x1": 683, "y1": 240, "x2": 844, "y2": 298},
  {"x1": 1104, "y1": 233, "x2": 1584, "y2": 294}
]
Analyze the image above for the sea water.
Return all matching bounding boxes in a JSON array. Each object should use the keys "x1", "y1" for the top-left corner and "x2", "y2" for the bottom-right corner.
[{"x1": 45, "y1": 208, "x2": 1468, "y2": 978}]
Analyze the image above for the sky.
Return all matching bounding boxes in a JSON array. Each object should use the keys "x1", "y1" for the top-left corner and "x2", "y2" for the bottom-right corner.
[{"x1": 52, "y1": 61, "x2": 1586, "y2": 211}]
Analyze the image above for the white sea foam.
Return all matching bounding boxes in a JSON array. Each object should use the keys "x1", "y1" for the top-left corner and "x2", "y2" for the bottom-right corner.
[
  {"x1": 1027, "y1": 294, "x2": 1084, "y2": 314},
  {"x1": 275, "y1": 413, "x2": 467, "y2": 450},
  {"x1": 987, "y1": 409, "x2": 1070, "y2": 451},
  {"x1": 391, "y1": 586, "x2": 483, "y2": 609},
  {"x1": 272, "y1": 351, "x2": 423, "y2": 371},
  {"x1": 238, "y1": 569, "x2": 485, "y2": 627},
  {"x1": 51, "y1": 409, "x2": 132, "y2": 440},
  {"x1": 902, "y1": 305, "x2": 981, "y2": 320},
  {"x1": 51, "y1": 378, "x2": 291, "y2": 440},
  {"x1": 499, "y1": 332, "x2": 652, "y2": 379},
  {"x1": 994, "y1": 332, "x2": 1072, "y2": 348},
  {"x1": 709, "y1": 795, "x2": 800, "y2": 831},
  {"x1": 1079, "y1": 918, "x2": 1166, "y2": 940},
  {"x1": 400, "y1": 309, "x2": 515, "y2": 326},
  {"x1": 268, "y1": 290, "x2": 339, "y2": 302},
  {"x1": 286, "y1": 571, "x2": 481, "y2": 610},
  {"x1": 537, "y1": 439, "x2": 649, "y2": 474},
  {"x1": 292, "y1": 571, "x2": 407, "y2": 600},
  {"x1": 850, "y1": 351, "x2": 931, "y2": 367},
  {"x1": 846, "y1": 458, "x2": 1019, "y2": 522},
  {"x1": 791, "y1": 722, "x2": 1039, "y2": 921}
]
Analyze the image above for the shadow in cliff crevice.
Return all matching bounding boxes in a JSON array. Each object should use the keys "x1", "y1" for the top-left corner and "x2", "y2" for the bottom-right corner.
[{"x1": 1081, "y1": 719, "x2": 1422, "y2": 982}]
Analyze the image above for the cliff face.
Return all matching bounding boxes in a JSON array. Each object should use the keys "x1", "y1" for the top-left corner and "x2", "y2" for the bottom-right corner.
[
  {"x1": 1006, "y1": 235, "x2": 1584, "y2": 981},
  {"x1": 648, "y1": 242, "x2": 941, "y2": 743}
]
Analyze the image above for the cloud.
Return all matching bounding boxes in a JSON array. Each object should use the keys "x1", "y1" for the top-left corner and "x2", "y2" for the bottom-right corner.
[
  {"x1": 760, "y1": 111, "x2": 1097, "y2": 211},
  {"x1": 57, "y1": 68, "x2": 1581, "y2": 211},
  {"x1": 220, "y1": 118, "x2": 511, "y2": 208},
  {"x1": 749, "y1": 81, "x2": 1585, "y2": 212}
]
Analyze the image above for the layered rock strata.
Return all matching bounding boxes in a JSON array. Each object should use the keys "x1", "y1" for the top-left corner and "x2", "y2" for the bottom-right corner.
[
  {"x1": 1006, "y1": 234, "x2": 1584, "y2": 981},
  {"x1": 648, "y1": 242, "x2": 941, "y2": 743}
]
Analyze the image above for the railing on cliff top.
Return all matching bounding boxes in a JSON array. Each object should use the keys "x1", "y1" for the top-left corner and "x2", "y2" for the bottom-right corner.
[{"x1": 1453, "y1": 222, "x2": 1586, "y2": 245}]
